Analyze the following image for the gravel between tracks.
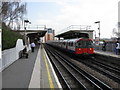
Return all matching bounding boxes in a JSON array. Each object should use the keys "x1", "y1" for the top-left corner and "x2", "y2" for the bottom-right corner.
[{"x1": 69, "y1": 58, "x2": 120, "y2": 89}]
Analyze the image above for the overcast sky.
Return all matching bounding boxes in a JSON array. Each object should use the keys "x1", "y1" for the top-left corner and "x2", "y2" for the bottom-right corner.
[{"x1": 25, "y1": 0, "x2": 119, "y2": 38}]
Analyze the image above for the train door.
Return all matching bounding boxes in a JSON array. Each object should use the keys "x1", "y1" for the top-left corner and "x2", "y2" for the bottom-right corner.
[{"x1": 65, "y1": 42, "x2": 68, "y2": 51}]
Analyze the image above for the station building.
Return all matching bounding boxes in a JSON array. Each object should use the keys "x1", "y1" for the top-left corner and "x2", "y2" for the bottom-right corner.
[{"x1": 44, "y1": 28, "x2": 55, "y2": 42}]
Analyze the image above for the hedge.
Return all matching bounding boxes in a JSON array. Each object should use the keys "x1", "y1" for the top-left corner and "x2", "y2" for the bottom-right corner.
[{"x1": 2, "y1": 23, "x2": 24, "y2": 50}]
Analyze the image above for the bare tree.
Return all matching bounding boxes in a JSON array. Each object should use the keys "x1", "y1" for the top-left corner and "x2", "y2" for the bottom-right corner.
[
  {"x1": 1, "y1": 2, "x2": 27, "y2": 28},
  {"x1": 115, "y1": 32, "x2": 120, "y2": 38}
]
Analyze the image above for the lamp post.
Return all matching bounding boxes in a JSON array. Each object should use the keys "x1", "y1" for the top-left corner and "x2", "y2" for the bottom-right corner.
[
  {"x1": 24, "y1": 20, "x2": 31, "y2": 46},
  {"x1": 94, "y1": 30, "x2": 97, "y2": 39},
  {"x1": 94, "y1": 21, "x2": 100, "y2": 43}
]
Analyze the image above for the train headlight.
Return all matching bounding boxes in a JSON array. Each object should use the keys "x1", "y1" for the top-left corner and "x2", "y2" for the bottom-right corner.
[{"x1": 90, "y1": 48, "x2": 92, "y2": 50}]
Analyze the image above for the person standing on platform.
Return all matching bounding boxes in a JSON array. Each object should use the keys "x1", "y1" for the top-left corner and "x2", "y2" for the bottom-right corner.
[
  {"x1": 102, "y1": 40, "x2": 107, "y2": 51},
  {"x1": 116, "y1": 41, "x2": 120, "y2": 55},
  {"x1": 31, "y1": 41, "x2": 36, "y2": 52}
]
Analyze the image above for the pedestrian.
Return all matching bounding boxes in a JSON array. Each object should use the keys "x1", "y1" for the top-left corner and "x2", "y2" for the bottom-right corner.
[
  {"x1": 31, "y1": 41, "x2": 36, "y2": 52},
  {"x1": 23, "y1": 47, "x2": 28, "y2": 58},
  {"x1": 116, "y1": 41, "x2": 120, "y2": 55},
  {"x1": 102, "y1": 40, "x2": 107, "y2": 51}
]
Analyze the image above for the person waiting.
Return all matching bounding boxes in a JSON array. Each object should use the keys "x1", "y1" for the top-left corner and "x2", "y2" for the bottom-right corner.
[
  {"x1": 31, "y1": 42, "x2": 36, "y2": 52},
  {"x1": 116, "y1": 41, "x2": 120, "y2": 55},
  {"x1": 102, "y1": 40, "x2": 107, "y2": 51}
]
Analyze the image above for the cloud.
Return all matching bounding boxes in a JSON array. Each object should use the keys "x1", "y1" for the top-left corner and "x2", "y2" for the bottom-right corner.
[
  {"x1": 55, "y1": 0, "x2": 119, "y2": 38},
  {"x1": 29, "y1": 0, "x2": 119, "y2": 38}
]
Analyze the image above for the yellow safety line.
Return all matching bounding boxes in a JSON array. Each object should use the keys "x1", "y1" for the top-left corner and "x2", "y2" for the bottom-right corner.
[{"x1": 43, "y1": 51, "x2": 54, "y2": 89}]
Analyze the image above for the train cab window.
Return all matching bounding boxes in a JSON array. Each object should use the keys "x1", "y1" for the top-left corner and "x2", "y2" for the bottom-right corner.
[
  {"x1": 76, "y1": 41, "x2": 83, "y2": 48},
  {"x1": 86, "y1": 40, "x2": 93, "y2": 48}
]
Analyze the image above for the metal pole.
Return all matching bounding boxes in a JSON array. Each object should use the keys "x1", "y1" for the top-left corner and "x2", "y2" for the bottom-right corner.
[
  {"x1": 98, "y1": 22, "x2": 100, "y2": 42},
  {"x1": 95, "y1": 30, "x2": 96, "y2": 39},
  {"x1": 24, "y1": 21, "x2": 27, "y2": 46},
  {"x1": 24, "y1": 20, "x2": 31, "y2": 46},
  {"x1": 94, "y1": 21, "x2": 100, "y2": 44}
]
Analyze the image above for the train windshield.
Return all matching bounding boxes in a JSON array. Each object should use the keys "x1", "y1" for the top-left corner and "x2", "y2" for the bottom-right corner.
[{"x1": 76, "y1": 40, "x2": 93, "y2": 48}]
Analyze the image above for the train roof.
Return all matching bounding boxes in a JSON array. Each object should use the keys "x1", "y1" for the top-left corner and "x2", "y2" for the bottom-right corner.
[
  {"x1": 47, "y1": 38, "x2": 92, "y2": 43},
  {"x1": 67, "y1": 38, "x2": 92, "y2": 42}
]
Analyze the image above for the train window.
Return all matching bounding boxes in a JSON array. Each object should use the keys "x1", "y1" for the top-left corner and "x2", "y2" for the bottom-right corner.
[
  {"x1": 65, "y1": 42, "x2": 67, "y2": 46},
  {"x1": 69, "y1": 42, "x2": 70, "y2": 46},
  {"x1": 71, "y1": 42, "x2": 73, "y2": 46},
  {"x1": 70, "y1": 42, "x2": 71, "y2": 46},
  {"x1": 70, "y1": 42, "x2": 73, "y2": 46},
  {"x1": 76, "y1": 41, "x2": 83, "y2": 48},
  {"x1": 76, "y1": 40, "x2": 93, "y2": 48},
  {"x1": 86, "y1": 40, "x2": 93, "y2": 48}
]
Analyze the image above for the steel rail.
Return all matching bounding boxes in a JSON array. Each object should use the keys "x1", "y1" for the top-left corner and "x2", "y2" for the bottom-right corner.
[
  {"x1": 51, "y1": 47, "x2": 112, "y2": 90},
  {"x1": 80, "y1": 60, "x2": 120, "y2": 84},
  {"x1": 45, "y1": 44, "x2": 113, "y2": 90},
  {"x1": 45, "y1": 46, "x2": 86, "y2": 89},
  {"x1": 87, "y1": 59, "x2": 120, "y2": 76},
  {"x1": 44, "y1": 47, "x2": 70, "y2": 89},
  {"x1": 89, "y1": 58, "x2": 120, "y2": 75}
]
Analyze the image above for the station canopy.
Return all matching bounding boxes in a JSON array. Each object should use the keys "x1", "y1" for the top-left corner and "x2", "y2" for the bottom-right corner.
[
  {"x1": 14, "y1": 25, "x2": 47, "y2": 37},
  {"x1": 26, "y1": 30, "x2": 47, "y2": 37},
  {"x1": 15, "y1": 30, "x2": 46, "y2": 37},
  {"x1": 55, "y1": 25, "x2": 94, "y2": 39}
]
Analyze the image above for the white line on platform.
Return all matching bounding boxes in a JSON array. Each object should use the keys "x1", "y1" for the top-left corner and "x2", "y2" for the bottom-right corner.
[
  {"x1": 28, "y1": 47, "x2": 41, "y2": 88},
  {"x1": 43, "y1": 49, "x2": 62, "y2": 88}
]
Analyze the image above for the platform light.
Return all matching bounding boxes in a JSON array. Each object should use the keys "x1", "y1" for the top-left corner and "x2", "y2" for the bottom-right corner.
[
  {"x1": 94, "y1": 21, "x2": 100, "y2": 44},
  {"x1": 24, "y1": 19, "x2": 31, "y2": 46}
]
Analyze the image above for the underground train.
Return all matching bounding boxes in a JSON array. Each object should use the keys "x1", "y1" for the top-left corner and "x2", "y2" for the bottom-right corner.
[{"x1": 47, "y1": 38, "x2": 94, "y2": 55}]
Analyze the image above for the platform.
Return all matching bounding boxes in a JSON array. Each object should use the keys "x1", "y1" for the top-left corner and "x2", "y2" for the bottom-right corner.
[
  {"x1": 29, "y1": 45, "x2": 62, "y2": 88},
  {"x1": 2, "y1": 45, "x2": 61, "y2": 89},
  {"x1": 95, "y1": 50, "x2": 120, "y2": 58}
]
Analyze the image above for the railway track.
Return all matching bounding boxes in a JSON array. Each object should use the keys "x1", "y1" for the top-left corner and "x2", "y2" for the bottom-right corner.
[
  {"x1": 90, "y1": 57, "x2": 120, "y2": 76},
  {"x1": 80, "y1": 57, "x2": 120, "y2": 84},
  {"x1": 44, "y1": 44, "x2": 112, "y2": 90},
  {"x1": 47, "y1": 44, "x2": 120, "y2": 85}
]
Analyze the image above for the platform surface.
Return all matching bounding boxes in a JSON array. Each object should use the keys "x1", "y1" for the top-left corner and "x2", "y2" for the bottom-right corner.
[
  {"x1": 2, "y1": 45, "x2": 61, "y2": 89},
  {"x1": 95, "y1": 50, "x2": 120, "y2": 58}
]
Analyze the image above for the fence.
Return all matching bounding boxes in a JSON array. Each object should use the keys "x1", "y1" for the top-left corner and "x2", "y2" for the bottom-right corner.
[
  {"x1": 1, "y1": 39, "x2": 26, "y2": 71},
  {"x1": 94, "y1": 42, "x2": 116, "y2": 52}
]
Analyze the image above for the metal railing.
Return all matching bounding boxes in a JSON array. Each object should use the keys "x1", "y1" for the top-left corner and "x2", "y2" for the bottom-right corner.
[
  {"x1": 94, "y1": 42, "x2": 116, "y2": 52},
  {"x1": 12, "y1": 25, "x2": 46, "y2": 31}
]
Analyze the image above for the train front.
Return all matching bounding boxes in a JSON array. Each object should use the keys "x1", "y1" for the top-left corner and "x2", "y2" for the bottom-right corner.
[{"x1": 75, "y1": 39, "x2": 94, "y2": 55}]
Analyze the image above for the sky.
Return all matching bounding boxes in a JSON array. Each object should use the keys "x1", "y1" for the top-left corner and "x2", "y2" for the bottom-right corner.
[{"x1": 24, "y1": 0, "x2": 119, "y2": 38}]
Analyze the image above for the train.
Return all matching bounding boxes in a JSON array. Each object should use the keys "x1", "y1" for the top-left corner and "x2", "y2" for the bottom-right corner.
[{"x1": 46, "y1": 38, "x2": 94, "y2": 55}]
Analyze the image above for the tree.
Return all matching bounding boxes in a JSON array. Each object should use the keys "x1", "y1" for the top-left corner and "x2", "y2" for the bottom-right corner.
[
  {"x1": 1, "y1": 2, "x2": 27, "y2": 29},
  {"x1": 115, "y1": 32, "x2": 120, "y2": 38}
]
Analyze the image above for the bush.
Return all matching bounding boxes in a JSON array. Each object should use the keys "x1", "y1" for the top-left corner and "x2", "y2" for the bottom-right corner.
[{"x1": 2, "y1": 23, "x2": 24, "y2": 50}]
